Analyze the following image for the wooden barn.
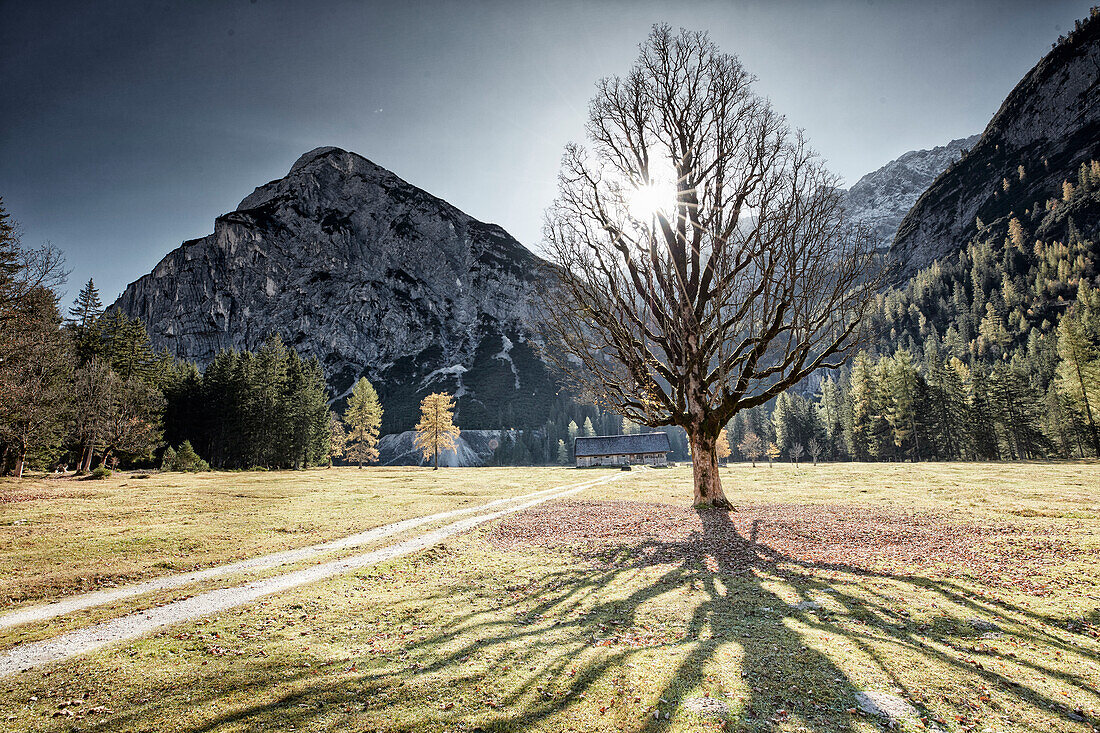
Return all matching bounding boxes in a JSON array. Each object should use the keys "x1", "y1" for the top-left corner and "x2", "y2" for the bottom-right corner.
[{"x1": 573, "y1": 432, "x2": 671, "y2": 467}]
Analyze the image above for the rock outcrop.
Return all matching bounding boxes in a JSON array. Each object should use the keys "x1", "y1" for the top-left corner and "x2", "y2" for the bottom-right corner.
[
  {"x1": 115, "y1": 146, "x2": 556, "y2": 432},
  {"x1": 842, "y1": 135, "x2": 979, "y2": 253},
  {"x1": 890, "y1": 12, "x2": 1100, "y2": 279}
]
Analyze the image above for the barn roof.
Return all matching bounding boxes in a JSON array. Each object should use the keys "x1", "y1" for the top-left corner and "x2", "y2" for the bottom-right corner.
[{"x1": 573, "y1": 432, "x2": 671, "y2": 457}]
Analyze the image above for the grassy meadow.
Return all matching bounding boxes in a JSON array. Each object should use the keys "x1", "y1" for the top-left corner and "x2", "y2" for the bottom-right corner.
[
  {"x1": 0, "y1": 467, "x2": 582, "y2": 606},
  {"x1": 0, "y1": 462, "x2": 1098, "y2": 732}
]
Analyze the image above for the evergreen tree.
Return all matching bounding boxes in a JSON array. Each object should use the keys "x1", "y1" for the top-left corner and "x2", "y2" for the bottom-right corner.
[
  {"x1": 557, "y1": 438, "x2": 569, "y2": 465},
  {"x1": 885, "y1": 349, "x2": 922, "y2": 460},
  {"x1": 97, "y1": 310, "x2": 161, "y2": 384},
  {"x1": 1054, "y1": 284, "x2": 1100, "y2": 455},
  {"x1": 327, "y1": 413, "x2": 347, "y2": 467},
  {"x1": 67, "y1": 279, "x2": 103, "y2": 363},
  {"x1": 847, "y1": 352, "x2": 877, "y2": 461},
  {"x1": 582, "y1": 417, "x2": 596, "y2": 437},
  {"x1": 283, "y1": 351, "x2": 330, "y2": 468}
]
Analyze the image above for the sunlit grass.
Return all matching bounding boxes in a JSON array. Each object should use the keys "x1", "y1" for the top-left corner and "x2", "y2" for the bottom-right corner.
[
  {"x1": 0, "y1": 462, "x2": 1097, "y2": 732},
  {"x1": 0, "y1": 467, "x2": 582, "y2": 607}
]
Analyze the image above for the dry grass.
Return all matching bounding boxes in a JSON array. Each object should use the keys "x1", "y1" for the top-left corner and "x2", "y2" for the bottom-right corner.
[
  {"x1": 0, "y1": 462, "x2": 1098, "y2": 733},
  {"x1": 0, "y1": 467, "x2": 581, "y2": 606}
]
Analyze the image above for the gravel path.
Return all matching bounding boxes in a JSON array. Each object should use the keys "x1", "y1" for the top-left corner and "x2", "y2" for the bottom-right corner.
[
  {"x1": 1, "y1": 482, "x2": 579, "y2": 631},
  {"x1": 0, "y1": 473, "x2": 617, "y2": 677}
]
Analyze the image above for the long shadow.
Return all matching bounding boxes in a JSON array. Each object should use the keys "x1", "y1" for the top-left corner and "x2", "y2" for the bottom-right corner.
[{"x1": 64, "y1": 500, "x2": 1100, "y2": 732}]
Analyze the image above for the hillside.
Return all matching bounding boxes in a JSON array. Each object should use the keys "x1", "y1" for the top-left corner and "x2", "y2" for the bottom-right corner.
[{"x1": 890, "y1": 11, "x2": 1100, "y2": 279}]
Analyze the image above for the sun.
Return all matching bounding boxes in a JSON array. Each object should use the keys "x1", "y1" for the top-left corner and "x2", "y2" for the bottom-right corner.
[{"x1": 627, "y1": 181, "x2": 677, "y2": 221}]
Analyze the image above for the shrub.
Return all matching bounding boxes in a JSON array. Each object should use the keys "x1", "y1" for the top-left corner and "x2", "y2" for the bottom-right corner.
[
  {"x1": 89, "y1": 466, "x2": 111, "y2": 480},
  {"x1": 161, "y1": 441, "x2": 211, "y2": 472}
]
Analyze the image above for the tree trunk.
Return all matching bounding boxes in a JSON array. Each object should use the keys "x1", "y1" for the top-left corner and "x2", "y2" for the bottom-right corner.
[
  {"x1": 689, "y1": 430, "x2": 731, "y2": 508},
  {"x1": 433, "y1": 443, "x2": 439, "y2": 470},
  {"x1": 1074, "y1": 353, "x2": 1100, "y2": 456},
  {"x1": 80, "y1": 443, "x2": 94, "y2": 473},
  {"x1": 14, "y1": 450, "x2": 26, "y2": 478}
]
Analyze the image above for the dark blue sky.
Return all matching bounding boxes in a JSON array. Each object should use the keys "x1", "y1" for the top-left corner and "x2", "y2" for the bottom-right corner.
[{"x1": 1, "y1": 0, "x2": 1093, "y2": 304}]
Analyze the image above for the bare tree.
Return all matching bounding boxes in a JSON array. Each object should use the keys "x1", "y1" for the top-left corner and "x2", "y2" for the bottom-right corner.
[
  {"x1": 540, "y1": 26, "x2": 879, "y2": 507},
  {"x1": 0, "y1": 200, "x2": 67, "y2": 330},
  {"x1": 807, "y1": 437, "x2": 822, "y2": 466},
  {"x1": 789, "y1": 442, "x2": 805, "y2": 465},
  {"x1": 737, "y1": 431, "x2": 763, "y2": 467}
]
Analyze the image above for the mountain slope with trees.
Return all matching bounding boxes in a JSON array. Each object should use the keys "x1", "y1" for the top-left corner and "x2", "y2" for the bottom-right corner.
[{"x1": 891, "y1": 9, "x2": 1100, "y2": 280}]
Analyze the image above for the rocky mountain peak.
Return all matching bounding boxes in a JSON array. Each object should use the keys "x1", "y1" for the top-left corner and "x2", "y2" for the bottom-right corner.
[
  {"x1": 843, "y1": 134, "x2": 980, "y2": 253},
  {"x1": 116, "y1": 147, "x2": 555, "y2": 435}
]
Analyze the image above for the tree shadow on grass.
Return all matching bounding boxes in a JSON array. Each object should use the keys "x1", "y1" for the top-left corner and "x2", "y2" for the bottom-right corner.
[{"x1": 72, "y1": 503, "x2": 1100, "y2": 733}]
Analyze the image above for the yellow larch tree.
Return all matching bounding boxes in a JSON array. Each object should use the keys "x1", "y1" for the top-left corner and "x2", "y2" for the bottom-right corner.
[
  {"x1": 414, "y1": 392, "x2": 461, "y2": 470},
  {"x1": 344, "y1": 377, "x2": 383, "y2": 468}
]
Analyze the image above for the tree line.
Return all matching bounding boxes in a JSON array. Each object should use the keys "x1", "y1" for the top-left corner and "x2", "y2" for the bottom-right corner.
[{"x1": 0, "y1": 197, "x2": 470, "y2": 476}]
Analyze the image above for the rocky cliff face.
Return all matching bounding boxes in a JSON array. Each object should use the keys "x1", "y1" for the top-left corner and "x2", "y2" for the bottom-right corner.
[
  {"x1": 115, "y1": 146, "x2": 556, "y2": 433},
  {"x1": 890, "y1": 12, "x2": 1100, "y2": 279},
  {"x1": 842, "y1": 135, "x2": 979, "y2": 253}
]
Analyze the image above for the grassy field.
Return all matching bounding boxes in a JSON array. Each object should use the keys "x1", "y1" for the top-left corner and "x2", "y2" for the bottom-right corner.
[
  {"x1": 0, "y1": 462, "x2": 1098, "y2": 732},
  {"x1": 0, "y1": 467, "x2": 581, "y2": 606}
]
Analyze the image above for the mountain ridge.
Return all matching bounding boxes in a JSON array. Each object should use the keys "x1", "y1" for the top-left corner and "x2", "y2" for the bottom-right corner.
[{"x1": 842, "y1": 134, "x2": 980, "y2": 253}]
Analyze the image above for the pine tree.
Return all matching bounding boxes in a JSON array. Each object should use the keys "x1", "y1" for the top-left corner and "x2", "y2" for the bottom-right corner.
[
  {"x1": 870, "y1": 357, "x2": 895, "y2": 460},
  {"x1": 345, "y1": 377, "x2": 383, "y2": 468},
  {"x1": 414, "y1": 392, "x2": 460, "y2": 469},
  {"x1": 283, "y1": 352, "x2": 330, "y2": 468},
  {"x1": 885, "y1": 349, "x2": 922, "y2": 460},
  {"x1": 1055, "y1": 285, "x2": 1100, "y2": 455},
  {"x1": 847, "y1": 352, "x2": 877, "y2": 461},
  {"x1": 582, "y1": 417, "x2": 596, "y2": 437},
  {"x1": 327, "y1": 413, "x2": 347, "y2": 467},
  {"x1": 97, "y1": 310, "x2": 160, "y2": 383},
  {"x1": 815, "y1": 376, "x2": 845, "y2": 460},
  {"x1": 567, "y1": 420, "x2": 579, "y2": 441},
  {"x1": 557, "y1": 438, "x2": 569, "y2": 465},
  {"x1": 67, "y1": 279, "x2": 103, "y2": 363}
]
